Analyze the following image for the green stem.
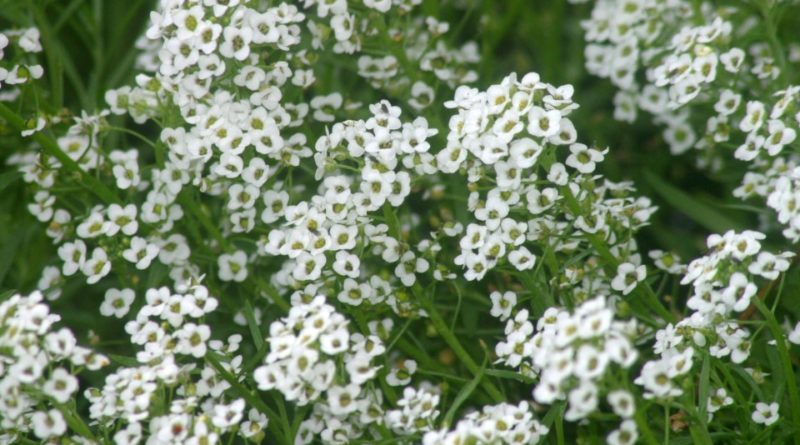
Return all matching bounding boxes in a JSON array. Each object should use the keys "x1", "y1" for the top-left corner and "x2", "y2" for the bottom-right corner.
[
  {"x1": 416, "y1": 284, "x2": 505, "y2": 403},
  {"x1": 634, "y1": 407, "x2": 662, "y2": 445},
  {"x1": 755, "y1": 299, "x2": 800, "y2": 445},
  {"x1": 0, "y1": 102, "x2": 119, "y2": 204},
  {"x1": 205, "y1": 352, "x2": 291, "y2": 445},
  {"x1": 561, "y1": 187, "x2": 674, "y2": 324},
  {"x1": 57, "y1": 404, "x2": 97, "y2": 442}
]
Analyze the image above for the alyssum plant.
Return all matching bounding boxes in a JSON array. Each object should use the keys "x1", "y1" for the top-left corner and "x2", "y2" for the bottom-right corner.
[{"x1": 1, "y1": 0, "x2": 799, "y2": 444}]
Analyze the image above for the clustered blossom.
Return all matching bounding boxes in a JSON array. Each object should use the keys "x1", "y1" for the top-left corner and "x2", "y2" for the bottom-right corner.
[
  {"x1": 262, "y1": 100, "x2": 438, "y2": 315},
  {"x1": 496, "y1": 295, "x2": 640, "y2": 430},
  {"x1": 85, "y1": 282, "x2": 263, "y2": 444},
  {"x1": 2, "y1": 0, "x2": 800, "y2": 443},
  {"x1": 0, "y1": 27, "x2": 43, "y2": 101},
  {"x1": 442, "y1": 72, "x2": 656, "y2": 291},
  {"x1": 255, "y1": 296, "x2": 386, "y2": 444},
  {"x1": 577, "y1": 0, "x2": 800, "y2": 242},
  {"x1": 422, "y1": 402, "x2": 548, "y2": 445},
  {"x1": 637, "y1": 230, "x2": 792, "y2": 400},
  {"x1": 384, "y1": 384, "x2": 441, "y2": 435},
  {"x1": 0, "y1": 292, "x2": 108, "y2": 442}
]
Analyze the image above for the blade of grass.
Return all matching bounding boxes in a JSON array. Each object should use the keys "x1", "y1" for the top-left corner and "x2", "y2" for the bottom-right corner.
[
  {"x1": 754, "y1": 299, "x2": 800, "y2": 445},
  {"x1": 442, "y1": 353, "x2": 487, "y2": 427},
  {"x1": 644, "y1": 170, "x2": 743, "y2": 233}
]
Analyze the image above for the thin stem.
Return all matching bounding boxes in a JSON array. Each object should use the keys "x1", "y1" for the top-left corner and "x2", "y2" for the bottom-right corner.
[
  {"x1": 0, "y1": 102, "x2": 119, "y2": 204},
  {"x1": 754, "y1": 299, "x2": 800, "y2": 445}
]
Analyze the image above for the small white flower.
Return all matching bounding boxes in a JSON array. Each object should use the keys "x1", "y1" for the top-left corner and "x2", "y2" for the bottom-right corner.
[
  {"x1": 43, "y1": 368, "x2": 79, "y2": 403},
  {"x1": 527, "y1": 106, "x2": 562, "y2": 138},
  {"x1": 81, "y1": 247, "x2": 111, "y2": 284},
  {"x1": 122, "y1": 236, "x2": 160, "y2": 270},
  {"x1": 611, "y1": 262, "x2": 646, "y2": 295},
  {"x1": 31, "y1": 409, "x2": 67, "y2": 439},
  {"x1": 489, "y1": 291, "x2": 517, "y2": 320},
  {"x1": 100, "y1": 288, "x2": 135, "y2": 318},
  {"x1": 219, "y1": 250, "x2": 248, "y2": 282},
  {"x1": 752, "y1": 402, "x2": 779, "y2": 426},
  {"x1": 106, "y1": 203, "x2": 138, "y2": 236}
]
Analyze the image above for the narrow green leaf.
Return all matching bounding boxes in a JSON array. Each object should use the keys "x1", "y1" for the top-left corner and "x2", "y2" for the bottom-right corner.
[
  {"x1": 443, "y1": 354, "x2": 487, "y2": 427},
  {"x1": 644, "y1": 170, "x2": 742, "y2": 233},
  {"x1": 109, "y1": 354, "x2": 140, "y2": 367},
  {"x1": 0, "y1": 289, "x2": 17, "y2": 301},
  {"x1": 484, "y1": 368, "x2": 535, "y2": 384},
  {"x1": 0, "y1": 226, "x2": 24, "y2": 287},
  {"x1": 697, "y1": 353, "x2": 711, "y2": 433},
  {"x1": 0, "y1": 170, "x2": 22, "y2": 192},
  {"x1": 243, "y1": 298, "x2": 265, "y2": 351}
]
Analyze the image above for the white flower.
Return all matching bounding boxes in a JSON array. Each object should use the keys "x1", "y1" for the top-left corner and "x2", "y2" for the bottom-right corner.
[
  {"x1": 327, "y1": 384, "x2": 361, "y2": 416},
  {"x1": 751, "y1": 402, "x2": 779, "y2": 426},
  {"x1": 489, "y1": 291, "x2": 517, "y2": 320},
  {"x1": 31, "y1": 409, "x2": 67, "y2": 439},
  {"x1": 739, "y1": 101, "x2": 766, "y2": 133},
  {"x1": 566, "y1": 143, "x2": 606, "y2": 174},
  {"x1": 106, "y1": 203, "x2": 138, "y2": 236},
  {"x1": 607, "y1": 420, "x2": 638, "y2": 445},
  {"x1": 332, "y1": 251, "x2": 361, "y2": 278},
  {"x1": 607, "y1": 390, "x2": 635, "y2": 418},
  {"x1": 527, "y1": 106, "x2": 561, "y2": 138},
  {"x1": 789, "y1": 321, "x2": 800, "y2": 345},
  {"x1": 122, "y1": 236, "x2": 160, "y2": 270},
  {"x1": 58, "y1": 240, "x2": 86, "y2": 276},
  {"x1": 611, "y1": 262, "x2": 646, "y2": 295},
  {"x1": 219, "y1": 26, "x2": 252, "y2": 61},
  {"x1": 219, "y1": 250, "x2": 248, "y2": 282},
  {"x1": 43, "y1": 368, "x2": 79, "y2": 403},
  {"x1": 100, "y1": 288, "x2": 136, "y2": 318},
  {"x1": 395, "y1": 251, "x2": 429, "y2": 286},
  {"x1": 386, "y1": 359, "x2": 417, "y2": 386},
  {"x1": 76, "y1": 211, "x2": 110, "y2": 239},
  {"x1": 508, "y1": 246, "x2": 536, "y2": 271},
  {"x1": 81, "y1": 247, "x2": 111, "y2": 284}
]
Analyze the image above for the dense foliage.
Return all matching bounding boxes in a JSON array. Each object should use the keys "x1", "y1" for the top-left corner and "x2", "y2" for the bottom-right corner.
[{"x1": 1, "y1": 0, "x2": 800, "y2": 444}]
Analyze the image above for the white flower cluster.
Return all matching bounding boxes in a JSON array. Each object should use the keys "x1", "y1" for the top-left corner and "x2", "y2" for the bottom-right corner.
[
  {"x1": 86, "y1": 282, "x2": 263, "y2": 444},
  {"x1": 384, "y1": 383, "x2": 441, "y2": 435},
  {"x1": 262, "y1": 100, "x2": 436, "y2": 311},
  {"x1": 578, "y1": 0, "x2": 800, "y2": 241},
  {"x1": 0, "y1": 27, "x2": 43, "y2": 100},
  {"x1": 637, "y1": 230, "x2": 792, "y2": 399},
  {"x1": 496, "y1": 295, "x2": 639, "y2": 423},
  {"x1": 0, "y1": 291, "x2": 108, "y2": 442},
  {"x1": 441, "y1": 73, "x2": 656, "y2": 284},
  {"x1": 254, "y1": 296, "x2": 386, "y2": 444},
  {"x1": 422, "y1": 402, "x2": 549, "y2": 445}
]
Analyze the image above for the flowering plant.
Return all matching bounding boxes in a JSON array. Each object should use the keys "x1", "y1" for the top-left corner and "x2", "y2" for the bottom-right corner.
[{"x1": 1, "y1": 0, "x2": 800, "y2": 444}]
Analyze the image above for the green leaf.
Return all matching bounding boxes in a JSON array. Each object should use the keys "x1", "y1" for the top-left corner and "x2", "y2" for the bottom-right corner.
[
  {"x1": 0, "y1": 170, "x2": 22, "y2": 192},
  {"x1": 443, "y1": 354, "x2": 487, "y2": 427},
  {"x1": 243, "y1": 298, "x2": 265, "y2": 351},
  {"x1": 0, "y1": 289, "x2": 16, "y2": 302},
  {"x1": 0, "y1": 226, "x2": 24, "y2": 288},
  {"x1": 644, "y1": 170, "x2": 743, "y2": 233},
  {"x1": 109, "y1": 354, "x2": 140, "y2": 367},
  {"x1": 484, "y1": 368, "x2": 535, "y2": 384}
]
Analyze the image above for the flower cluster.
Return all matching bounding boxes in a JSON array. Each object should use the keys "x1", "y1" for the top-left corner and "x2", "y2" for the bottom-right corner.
[
  {"x1": 577, "y1": 0, "x2": 800, "y2": 241},
  {"x1": 255, "y1": 296, "x2": 386, "y2": 444},
  {"x1": 85, "y1": 282, "x2": 262, "y2": 444},
  {"x1": 0, "y1": 27, "x2": 43, "y2": 99},
  {"x1": 0, "y1": 291, "x2": 108, "y2": 442},
  {"x1": 441, "y1": 72, "x2": 656, "y2": 296},
  {"x1": 2, "y1": 0, "x2": 800, "y2": 443},
  {"x1": 497, "y1": 295, "x2": 640, "y2": 426},
  {"x1": 637, "y1": 230, "x2": 793, "y2": 401},
  {"x1": 422, "y1": 402, "x2": 549, "y2": 445}
]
